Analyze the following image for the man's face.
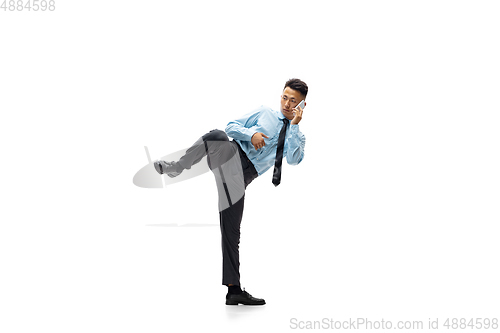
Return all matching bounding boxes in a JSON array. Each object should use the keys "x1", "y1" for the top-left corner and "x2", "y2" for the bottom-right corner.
[{"x1": 281, "y1": 86, "x2": 305, "y2": 120}]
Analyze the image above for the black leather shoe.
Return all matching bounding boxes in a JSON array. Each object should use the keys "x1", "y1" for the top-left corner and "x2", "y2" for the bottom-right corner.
[
  {"x1": 153, "y1": 160, "x2": 182, "y2": 178},
  {"x1": 226, "y1": 289, "x2": 266, "y2": 306}
]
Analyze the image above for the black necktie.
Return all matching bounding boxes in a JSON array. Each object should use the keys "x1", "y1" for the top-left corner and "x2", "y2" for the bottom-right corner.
[{"x1": 272, "y1": 118, "x2": 289, "y2": 186}]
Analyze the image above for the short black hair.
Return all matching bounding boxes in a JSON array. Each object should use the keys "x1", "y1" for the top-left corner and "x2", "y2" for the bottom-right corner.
[{"x1": 284, "y1": 78, "x2": 308, "y2": 99}]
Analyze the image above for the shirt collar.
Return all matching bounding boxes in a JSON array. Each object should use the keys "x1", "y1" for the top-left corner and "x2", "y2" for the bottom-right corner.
[{"x1": 275, "y1": 108, "x2": 287, "y2": 120}]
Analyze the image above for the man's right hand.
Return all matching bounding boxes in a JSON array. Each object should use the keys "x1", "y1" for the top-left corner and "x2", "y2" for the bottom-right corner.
[{"x1": 251, "y1": 132, "x2": 269, "y2": 150}]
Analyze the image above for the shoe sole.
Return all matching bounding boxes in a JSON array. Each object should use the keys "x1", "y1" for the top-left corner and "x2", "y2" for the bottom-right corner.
[
  {"x1": 225, "y1": 300, "x2": 265, "y2": 306},
  {"x1": 166, "y1": 172, "x2": 181, "y2": 178},
  {"x1": 154, "y1": 161, "x2": 163, "y2": 175}
]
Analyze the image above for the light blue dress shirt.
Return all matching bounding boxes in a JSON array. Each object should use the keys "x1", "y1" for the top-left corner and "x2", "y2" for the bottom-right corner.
[{"x1": 225, "y1": 105, "x2": 306, "y2": 176}]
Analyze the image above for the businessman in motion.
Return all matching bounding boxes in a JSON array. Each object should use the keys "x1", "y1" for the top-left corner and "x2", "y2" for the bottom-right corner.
[{"x1": 154, "y1": 78, "x2": 307, "y2": 305}]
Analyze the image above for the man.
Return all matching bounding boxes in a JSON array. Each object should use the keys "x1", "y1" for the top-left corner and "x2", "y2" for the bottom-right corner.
[{"x1": 154, "y1": 78, "x2": 307, "y2": 305}]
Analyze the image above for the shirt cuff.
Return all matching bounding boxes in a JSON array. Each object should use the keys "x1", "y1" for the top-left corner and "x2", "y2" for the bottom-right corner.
[{"x1": 242, "y1": 126, "x2": 259, "y2": 141}]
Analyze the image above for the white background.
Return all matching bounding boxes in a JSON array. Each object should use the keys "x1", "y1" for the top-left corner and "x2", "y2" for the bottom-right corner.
[{"x1": 1, "y1": 1, "x2": 499, "y2": 332}]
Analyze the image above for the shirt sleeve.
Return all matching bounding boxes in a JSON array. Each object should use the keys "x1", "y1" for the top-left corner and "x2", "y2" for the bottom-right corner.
[
  {"x1": 225, "y1": 107, "x2": 263, "y2": 141},
  {"x1": 286, "y1": 124, "x2": 306, "y2": 165}
]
